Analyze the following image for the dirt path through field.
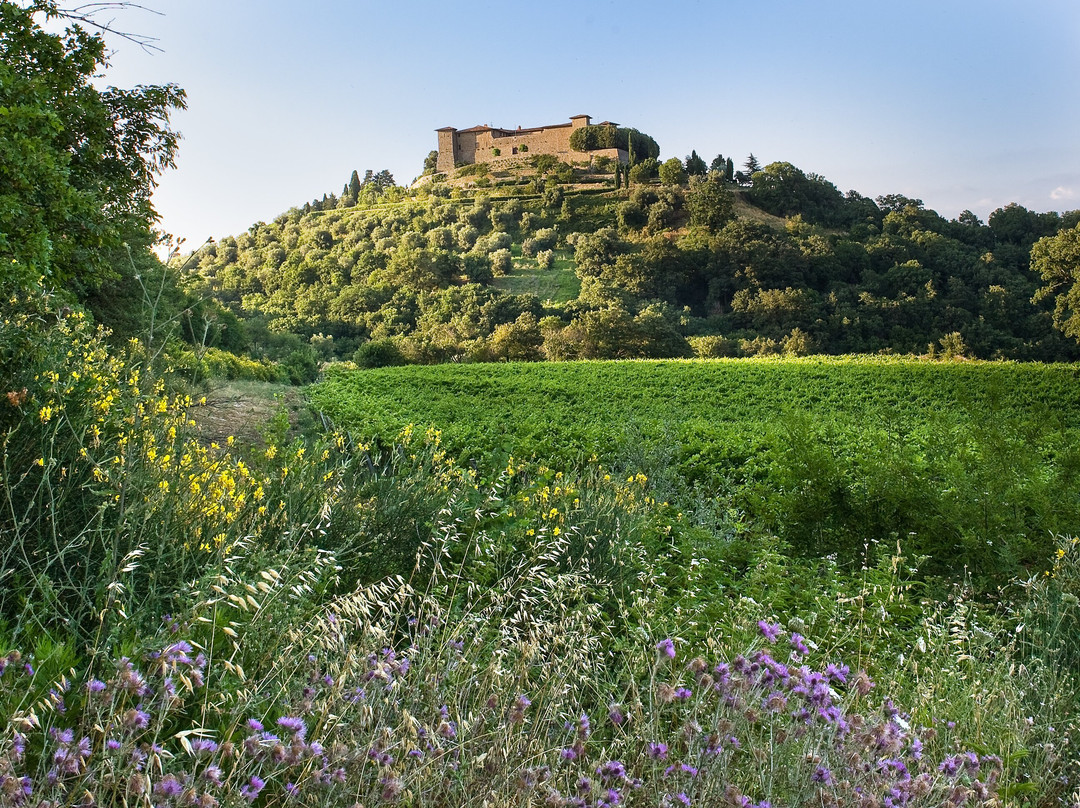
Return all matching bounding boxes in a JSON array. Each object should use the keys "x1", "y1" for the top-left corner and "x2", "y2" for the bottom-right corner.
[{"x1": 189, "y1": 381, "x2": 310, "y2": 448}]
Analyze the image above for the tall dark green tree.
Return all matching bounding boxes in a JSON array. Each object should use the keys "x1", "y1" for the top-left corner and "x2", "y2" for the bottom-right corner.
[
  {"x1": 744, "y1": 153, "x2": 762, "y2": 175},
  {"x1": 685, "y1": 150, "x2": 707, "y2": 176},
  {"x1": 348, "y1": 169, "x2": 362, "y2": 198},
  {"x1": 709, "y1": 154, "x2": 726, "y2": 174}
]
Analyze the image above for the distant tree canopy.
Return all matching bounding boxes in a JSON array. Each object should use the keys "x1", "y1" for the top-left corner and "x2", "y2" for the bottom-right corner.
[
  {"x1": 747, "y1": 162, "x2": 852, "y2": 227},
  {"x1": 659, "y1": 158, "x2": 687, "y2": 186},
  {"x1": 1033, "y1": 223, "x2": 1080, "y2": 340},
  {"x1": 569, "y1": 125, "x2": 660, "y2": 162},
  {"x1": 685, "y1": 150, "x2": 708, "y2": 176}
]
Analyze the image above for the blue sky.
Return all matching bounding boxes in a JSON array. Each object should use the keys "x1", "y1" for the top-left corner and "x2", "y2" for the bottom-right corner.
[{"x1": 86, "y1": 0, "x2": 1080, "y2": 246}]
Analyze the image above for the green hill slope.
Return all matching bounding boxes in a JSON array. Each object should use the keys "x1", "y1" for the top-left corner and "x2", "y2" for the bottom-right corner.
[{"x1": 184, "y1": 156, "x2": 1080, "y2": 368}]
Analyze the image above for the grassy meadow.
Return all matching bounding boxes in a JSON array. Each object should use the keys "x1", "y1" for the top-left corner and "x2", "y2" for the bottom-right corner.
[
  {"x1": 311, "y1": 358, "x2": 1080, "y2": 583},
  {"x1": 2, "y1": 296, "x2": 1078, "y2": 807}
]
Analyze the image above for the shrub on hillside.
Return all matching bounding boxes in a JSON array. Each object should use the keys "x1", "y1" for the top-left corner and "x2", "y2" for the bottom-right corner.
[{"x1": 354, "y1": 338, "x2": 407, "y2": 368}]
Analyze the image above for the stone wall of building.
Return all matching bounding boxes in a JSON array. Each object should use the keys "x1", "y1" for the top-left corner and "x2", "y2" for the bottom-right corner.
[{"x1": 435, "y1": 115, "x2": 626, "y2": 173}]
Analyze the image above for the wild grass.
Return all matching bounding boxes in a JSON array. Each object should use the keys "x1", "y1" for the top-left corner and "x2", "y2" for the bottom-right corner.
[{"x1": 2, "y1": 288, "x2": 1079, "y2": 805}]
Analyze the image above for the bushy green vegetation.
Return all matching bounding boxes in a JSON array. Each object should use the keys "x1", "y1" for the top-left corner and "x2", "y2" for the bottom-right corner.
[
  {"x1": 311, "y1": 359, "x2": 1080, "y2": 583},
  {"x1": 5, "y1": 5, "x2": 1080, "y2": 805},
  {"x1": 182, "y1": 156, "x2": 1080, "y2": 370},
  {"x1": 4, "y1": 294, "x2": 1080, "y2": 804}
]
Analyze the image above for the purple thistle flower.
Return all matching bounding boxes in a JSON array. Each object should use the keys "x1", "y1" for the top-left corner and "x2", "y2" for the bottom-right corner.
[
  {"x1": 561, "y1": 747, "x2": 578, "y2": 760},
  {"x1": 578, "y1": 713, "x2": 592, "y2": 739},
  {"x1": 191, "y1": 738, "x2": 218, "y2": 755},
  {"x1": 246, "y1": 718, "x2": 264, "y2": 732},
  {"x1": 202, "y1": 765, "x2": 224, "y2": 786},
  {"x1": 648, "y1": 742, "x2": 668, "y2": 760},
  {"x1": 87, "y1": 678, "x2": 107, "y2": 693},
  {"x1": 680, "y1": 763, "x2": 698, "y2": 777},
  {"x1": 597, "y1": 760, "x2": 627, "y2": 782},
  {"x1": 608, "y1": 704, "x2": 625, "y2": 725},
  {"x1": 674, "y1": 687, "x2": 693, "y2": 700},
  {"x1": 789, "y1": 632, "x2": 809, "y2": 655},
  {"x1": 825, "y1": 663, "x2": 850, "y2": 684},
  {"x1": 811, "y1": 766, "x2": 833, "y2": 785},
  {"x1": 964, "y1": 752, "x2": 981, "y2": 774},
  {"x1": 657, "y1": 638, "x2": 676, "y2": 659},
  {"x1": 106, "y1": 739, "x2": 121, "y2": 750},
  {"x1": 277, "y1": 716, "x2": 307, "y2": 737},
  {"x1": 153, "y1": 775, "x2": 184, "y2": 798},
  {"x1": 124, "y1": 707, "x2": 151, "y2": 729},
  {"x1": 241, "y1": 775, "x2": 266, "y2": 802},
  {"x1": 24, "y1": 663, "x2": 34, "y2": 676},
  {"x1": 285, "y1": 782, "x2": 299, "y2": 797},
  {"x1": 758, "y1": 620, "x2": 782, "y2": 643}
]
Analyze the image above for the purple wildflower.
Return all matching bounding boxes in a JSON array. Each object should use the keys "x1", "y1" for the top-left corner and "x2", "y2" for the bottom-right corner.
[
  {"x1": 680, "y1": 763, "x2": 698, "y2": 777},
  {"x1": 246, "y1": 718, "x2": 264, "y2": 732},
  {"x1": 608, "y1": 703, "x2": 625, "y2": 725},
  {"x1": 87, "y1": 679, "x2": 107, "y2": 693},
  {"x1": 647, "y1": 742, "x2": 669, "y2": 760},
  {"x1": 106, "y1": 739, "x2": 121, "y2": 750},
  {"x1": 790, "y1": 632, "x2": 809, "y2": 655},
  {"x1": 124, "y1": 707, "x2": 151, "y2": 729},
  {"x1": 674, "y1": 687, "x2": 693, "y2": 700},
  {"x1": 153, "y1": 775, "x2": 184, "y2": 798},
  {"x1": 277, "y1": 716, "x2": 307, "y2": 737},
  {"x1": 811, "y1": 766, "x2": 833, "y2": 784},
  {"x1": 758, "y1": 620, "x2": 782, "y2": 643},
  {"x1": 656, "y1": 638, "x2": 676, "y2": 659},
  {"x1": 825, "y1": 663, "x2": 850, "y2": 684},
  {"x1": 597, "y1": 760, "x2": 627, "y2": 783},
  {"x1": 241, "y1": 775, "x2": 266, "y2": 802},
  {"x1": 578, "y1": 713, "x2": 592, "y2": 739},
  {"x1": 191, "y1": 738, "x2": 218, "y2": 755},
  {"x1": 561, "y1": 747, "x2": 578, "y2": 761},
  {"x1": 12, "y1": 733, "x2": 26, "y2": 761}
]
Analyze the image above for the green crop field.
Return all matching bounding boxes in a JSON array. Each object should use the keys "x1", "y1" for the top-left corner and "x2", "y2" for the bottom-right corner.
[
  {"x1": 311, "y1": 357, "x2": 1080, "y2": 577},
  {"x1": 311, "y1": 356, "x2": 1080, "y2": 463}
]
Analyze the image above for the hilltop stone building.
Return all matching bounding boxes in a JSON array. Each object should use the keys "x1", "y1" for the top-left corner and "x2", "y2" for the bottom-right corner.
[{"x1": 435, "y1": 114, "x2": 628, "y2": 173}]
